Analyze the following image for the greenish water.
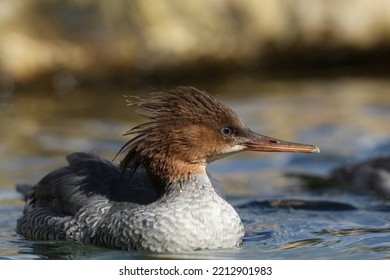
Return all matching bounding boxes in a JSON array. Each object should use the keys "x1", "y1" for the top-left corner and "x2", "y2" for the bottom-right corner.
[{"x1": 1, "y1": 77, "x2": 390, "y2": 259}]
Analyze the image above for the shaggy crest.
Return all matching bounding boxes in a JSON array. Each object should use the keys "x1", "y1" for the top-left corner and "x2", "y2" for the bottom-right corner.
[{"x1": 117, "y1": 86, "x2": 244, "y2": 180}]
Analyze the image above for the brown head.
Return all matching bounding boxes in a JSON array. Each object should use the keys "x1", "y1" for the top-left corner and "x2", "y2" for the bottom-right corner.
[{"x1": 118, "y1": 86, "x2": 319, "y2": 189}]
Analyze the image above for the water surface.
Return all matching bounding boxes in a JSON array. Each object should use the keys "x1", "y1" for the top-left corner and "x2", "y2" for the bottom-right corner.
[{"x1": 1, "y1": 77, "x2": 390, "y2": 259}]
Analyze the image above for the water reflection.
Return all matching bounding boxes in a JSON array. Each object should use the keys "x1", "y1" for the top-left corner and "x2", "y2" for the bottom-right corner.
[{"x1": 315, "y1": 228, "x2": 390, "y2": 237}]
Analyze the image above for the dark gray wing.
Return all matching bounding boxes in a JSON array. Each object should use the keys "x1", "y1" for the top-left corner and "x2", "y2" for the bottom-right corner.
[{"x1": 23, "y1": 152, "x2": 158, "y2": 215}]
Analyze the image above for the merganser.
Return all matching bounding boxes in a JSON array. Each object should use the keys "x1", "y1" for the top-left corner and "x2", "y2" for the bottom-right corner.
[
  {"x1": 16, "y1": 86, "x2": 319, "y2": 252},
  {"x1": 329, "y1": 155, "x2": 390, "y2": 198}
]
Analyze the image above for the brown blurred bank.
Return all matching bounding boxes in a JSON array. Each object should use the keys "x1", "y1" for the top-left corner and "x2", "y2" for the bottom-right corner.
[{"x1": 1, "y1": 0, "x2": 390, "y2": 92}]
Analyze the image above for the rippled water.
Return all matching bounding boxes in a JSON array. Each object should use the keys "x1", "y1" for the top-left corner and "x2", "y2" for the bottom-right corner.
[{"x1": 1, "y1": 77, "x2": 390, "y2": 259}]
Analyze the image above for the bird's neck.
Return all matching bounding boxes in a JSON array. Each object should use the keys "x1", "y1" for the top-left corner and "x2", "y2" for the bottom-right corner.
[{"x1": 143, "y1": 157, "x2": 209, "y2": 196}]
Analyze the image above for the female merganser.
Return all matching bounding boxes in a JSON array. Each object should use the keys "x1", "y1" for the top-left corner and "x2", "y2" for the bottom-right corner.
[{"x1": 16, "y1": 86, "x2": 319, "y2": 252}]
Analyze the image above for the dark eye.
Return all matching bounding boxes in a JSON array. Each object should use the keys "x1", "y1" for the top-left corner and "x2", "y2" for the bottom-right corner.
[{"x1": 221, "y1": 126, "x2": 232, "y2": 137}]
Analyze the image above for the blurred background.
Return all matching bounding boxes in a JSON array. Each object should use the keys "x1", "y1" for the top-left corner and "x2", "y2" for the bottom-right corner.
[
  {"x1": 1, "y1": 0, "x2": 390, "y2": 91},
  {"x1": 1, "y1": 0, "x2": 390, "y2": 259}
]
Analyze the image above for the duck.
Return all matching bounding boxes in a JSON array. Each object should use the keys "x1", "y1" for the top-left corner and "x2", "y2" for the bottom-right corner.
[
  {"x1": 329, "y1": 155, "x2": 390, "y2": 198},
  {"x1": 16, "y1": 86, "x2": 319, "y2": 252}
]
